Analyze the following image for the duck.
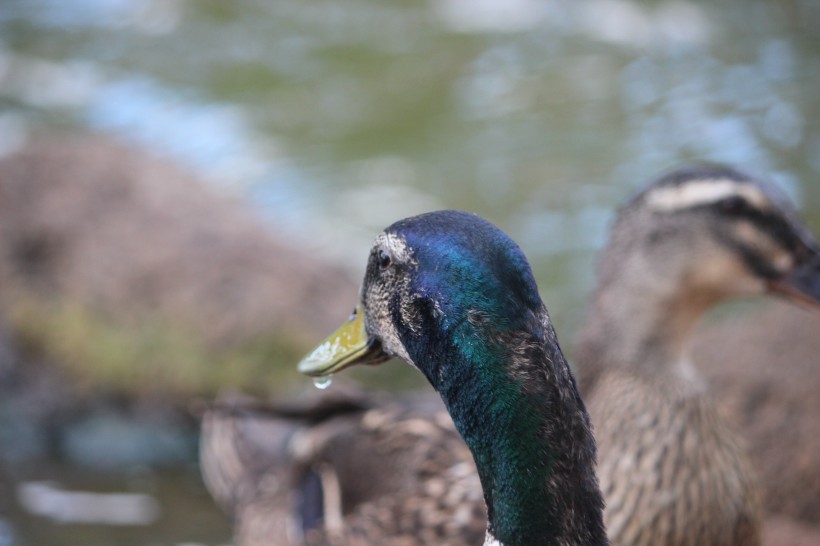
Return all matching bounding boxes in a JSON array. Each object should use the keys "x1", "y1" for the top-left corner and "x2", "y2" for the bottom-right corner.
[
  {"x1": 575, "y1": 164, "x2": 820, "y2": 546},
  {"x1": 200, "y1": 165, "x2": 820, "y2": 546},
  {"x1": 205, "y1": 210, "x2": 609, "y2": 546},
  {"x1": 200, "y1": 384, "x2": 488, "y2": 545}
]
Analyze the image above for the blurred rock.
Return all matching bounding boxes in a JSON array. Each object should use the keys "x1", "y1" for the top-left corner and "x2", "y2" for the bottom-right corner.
[
  {"x1": 0, "y1": 132, "x2": 357, "y2": 348},
  {"x1": 0, "y1": 131, "x2": 358, "y2": 467},
  {"x1": 694, "y1": 301, "x2": 820, "y2": 529}
]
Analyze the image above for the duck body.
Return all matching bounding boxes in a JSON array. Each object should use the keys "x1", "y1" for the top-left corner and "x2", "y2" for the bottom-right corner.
[
  {"x1": 588, "y1": 374, "x2": 759, "y2": 546},
  {"x1": 201, "y1": 389, "x2": 486, "y2": 546}
]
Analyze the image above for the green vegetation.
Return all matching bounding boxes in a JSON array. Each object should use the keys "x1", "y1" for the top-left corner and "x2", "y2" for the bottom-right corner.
[
  {"x1": 6, "y1": 297, "x2": 428, "y2": 397},
  {"x1": 8, "y1": 299, "x2": 306, "y2": 397}
]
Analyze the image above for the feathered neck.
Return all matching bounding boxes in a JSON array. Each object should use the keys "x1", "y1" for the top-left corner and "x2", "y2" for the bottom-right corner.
[
  {"x1": 576, "y1": 255, "x2": 718, "y2": 393},
  {"x1": 403, "y1": 306, "x2": 608, "y2": 546}
]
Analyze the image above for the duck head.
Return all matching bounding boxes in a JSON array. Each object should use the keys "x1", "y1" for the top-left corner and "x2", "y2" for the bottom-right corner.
[
  {"x1": 610, "y1": 165, "x2": 820, "y2": 311},
  {"x1": 298, "y1": 209, "x2": 544, "y2": 386}
]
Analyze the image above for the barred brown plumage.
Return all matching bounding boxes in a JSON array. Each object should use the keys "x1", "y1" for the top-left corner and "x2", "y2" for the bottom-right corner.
[
  {"x1": 587, "y1": 375, "x2": 760, "y2": 546},
  {"x1": 577, "y1": 164, "x2": 820, "y2": 546},
  {"x1": 200, "y1": 387, "x2": 487, "y2": 546}
]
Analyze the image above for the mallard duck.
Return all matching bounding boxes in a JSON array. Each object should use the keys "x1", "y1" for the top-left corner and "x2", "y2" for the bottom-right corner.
[
  {"x1": 575, "y1": 165, "x2": 820, "y2": 546},
  {"x1": 205, "y1": 210, "x2": 609, "y2": 546},
  {"x1": 200, "y1": 166, "x2": 820, "y2": 546},
  {"x1": 297, "y1": 210, "x2": 608, "y2": 545}
]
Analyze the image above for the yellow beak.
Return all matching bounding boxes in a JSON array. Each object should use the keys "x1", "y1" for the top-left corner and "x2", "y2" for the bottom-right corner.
[{"x1": 297, "y1": 304, "x2": 388, "y2": 377}]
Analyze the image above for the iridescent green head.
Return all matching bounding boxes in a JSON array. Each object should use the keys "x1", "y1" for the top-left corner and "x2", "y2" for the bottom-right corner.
[
  {"x1": 298, "y1": 209, "x2": 544, "y2": 388},
  {"x1": 298, "y1": 210, "x2": 607, "y2": 546}
]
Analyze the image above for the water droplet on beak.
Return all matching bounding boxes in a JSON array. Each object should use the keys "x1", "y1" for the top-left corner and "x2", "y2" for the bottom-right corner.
[{"x1": 312, "y1": 375, "x2": 333, "y2": 390}]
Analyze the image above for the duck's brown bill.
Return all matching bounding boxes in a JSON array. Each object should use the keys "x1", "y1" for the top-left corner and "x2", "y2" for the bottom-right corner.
[
  {"x1": 298, "y1": 304, "x2": 389, "y2": 377},
  {"x1": 767, "y1": 254, "x2": 820, "y2": 310}
]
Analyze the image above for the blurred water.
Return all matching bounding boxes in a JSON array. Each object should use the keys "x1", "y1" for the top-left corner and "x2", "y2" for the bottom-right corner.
[
  {"x1": 1, "y1": 461, "x2": 231, "y2": 546},
  {"x1": 1, "y1": 0, "x2": 819, "y2": 543},
  {"x1": 2, "y1": 1, "x2": 819, "y2": 297}
]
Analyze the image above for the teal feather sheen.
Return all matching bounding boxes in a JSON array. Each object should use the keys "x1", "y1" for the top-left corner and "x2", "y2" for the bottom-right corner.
[{"x1": 382, "y1": 211, "x2": 605, "y2": 545}]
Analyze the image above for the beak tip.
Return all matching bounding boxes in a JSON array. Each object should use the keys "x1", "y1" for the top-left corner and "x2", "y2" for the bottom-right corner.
[
  {"x1": 769, "y1": 254, "x2": 820, "y2": 309},
  {"x1": 297, "y1": 304, "x2": 375, "y2": 378},
  {"x1": 297, "y1": 360, "x2": 325, "y2": 377},
  {"x1": 297, "y1": 347, "x2": 334, "y2": 376}
]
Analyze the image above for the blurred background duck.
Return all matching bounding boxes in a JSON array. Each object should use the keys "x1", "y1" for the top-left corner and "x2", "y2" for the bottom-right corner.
[
  {"x1": 575, "y1": 165, "x2": 820, "y2": 546},
  {"x1": 201, "y1": 386, "x2": 487, "y2": 545},
  {"x1": 200, "y1": 166, "x2": 820, "y2": 546}
]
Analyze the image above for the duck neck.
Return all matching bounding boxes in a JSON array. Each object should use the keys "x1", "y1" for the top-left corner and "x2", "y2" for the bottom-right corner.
[
  {"x1": 576, "y1": 266, "x2": 719, "y2": 391},
  {"x1": 414, "y1": 309, "x2": 607, "y2": 546}
]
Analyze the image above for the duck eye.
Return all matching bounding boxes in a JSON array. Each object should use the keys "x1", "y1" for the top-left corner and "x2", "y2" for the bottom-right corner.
[
  {"x1": 377, "y1": 249, "x2": 392, "y2": 269},
  {"x1": 718, "y1": 196, "x2": 748, "y2": 215}
]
